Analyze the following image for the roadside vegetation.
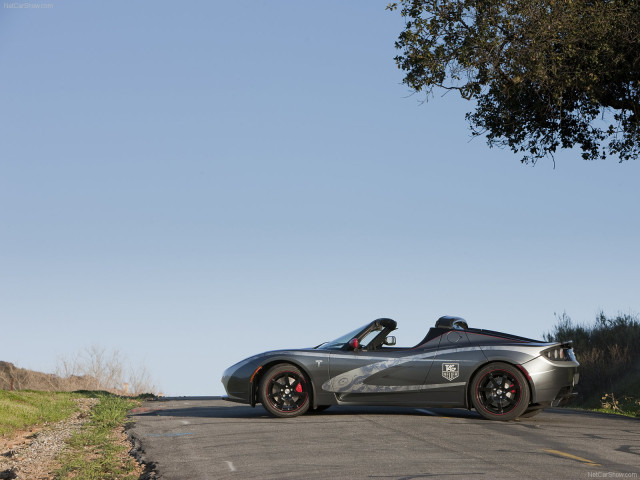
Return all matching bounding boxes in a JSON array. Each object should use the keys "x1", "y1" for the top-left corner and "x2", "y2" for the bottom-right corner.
[
  {"x1": 0, "y1": 390, "x2": 79, "y2": 436},
  {"x1": 54, "y1": 392, "x2": 145, "y2": 480},
  {"x1": 1, "y1": 347, "x2": 158, "y2": 479},
  {"x1": 0, "y1": 391, "x2": 151, "y2": 479},
  {"x1": 544, "y1": 312, "x2": 640, "y2": 417},
  {"x1": 1, "y1": 345, "x2": 157, "y2": 395}
]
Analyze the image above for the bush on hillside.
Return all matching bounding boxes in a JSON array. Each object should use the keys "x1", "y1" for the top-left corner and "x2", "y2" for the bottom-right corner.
[{"x1": 544, "y1": 312, "x2": 640, "y2": 403}]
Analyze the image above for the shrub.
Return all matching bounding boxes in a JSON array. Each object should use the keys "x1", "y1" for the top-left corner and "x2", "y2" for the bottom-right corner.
[{"x1": 544, "y1": 312, "x2": 640, "y2": 402}]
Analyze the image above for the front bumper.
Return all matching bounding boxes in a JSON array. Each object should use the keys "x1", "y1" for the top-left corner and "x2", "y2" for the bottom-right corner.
[{"x1": 221, "y1": 359, "x2": 262, "y2": 404}]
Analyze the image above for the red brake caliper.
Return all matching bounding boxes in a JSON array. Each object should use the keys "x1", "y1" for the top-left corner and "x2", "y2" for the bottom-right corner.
[{"x1": 295, "y1": 383, "x2": 303, "y2": 393}]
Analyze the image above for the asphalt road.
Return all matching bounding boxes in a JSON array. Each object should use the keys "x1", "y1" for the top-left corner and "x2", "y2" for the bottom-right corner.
[{"x1": 128, "y1": 397, "x2": 639, "y2": 480}]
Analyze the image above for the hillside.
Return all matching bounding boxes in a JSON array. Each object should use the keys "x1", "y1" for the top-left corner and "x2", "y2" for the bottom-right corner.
[{"x1": 0, "y1": 361, "x2": 103, "y2": 393}]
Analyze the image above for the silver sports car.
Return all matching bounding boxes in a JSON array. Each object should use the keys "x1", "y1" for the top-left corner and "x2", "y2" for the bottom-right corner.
[{"x1": 222, "y1": 316, "x2": 579, "y2": 420}]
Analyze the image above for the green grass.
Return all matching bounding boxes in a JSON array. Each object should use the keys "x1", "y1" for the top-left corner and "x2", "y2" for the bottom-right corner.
[
  {"x1": 0, "y1": 390, "x2": 148, "y2": 479},
  {"x1": 0, "y1": 390, "x2": 79, "y2": 436},
  {"x1": 581, "y1": 378, "x2": 640, "y2": 418},
  {"x1": 54, "y1": 393, "x2": 143, "y2": 480},
  {"x1": 589, "y1": 407, "x2": 640, "y2": 418}
]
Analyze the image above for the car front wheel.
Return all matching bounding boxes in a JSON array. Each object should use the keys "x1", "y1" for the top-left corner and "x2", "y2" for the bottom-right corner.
[
  {"x1": 471, "y1": 362, "x2": 530, "y2": 421},
  {"x1": 259, "y1": 364, "x2": 310, "y2": 418}
]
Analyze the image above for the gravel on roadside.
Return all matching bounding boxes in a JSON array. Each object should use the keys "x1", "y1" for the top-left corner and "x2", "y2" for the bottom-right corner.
[{"x1": 0, "y1": 397, "x2": 98, "y2": 480}]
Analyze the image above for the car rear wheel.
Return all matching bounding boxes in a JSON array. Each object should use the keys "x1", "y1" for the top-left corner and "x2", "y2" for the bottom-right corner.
[
  {"x1": 259, "y1": 364, "x2": 310, "y2": 418},
  {"x1": 471, "y1": 362, "x2": 530, "y2": 421}
]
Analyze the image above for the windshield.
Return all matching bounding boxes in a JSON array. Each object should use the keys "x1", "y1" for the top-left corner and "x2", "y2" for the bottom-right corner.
[{"x1": 316, "y1": 323, "x2": 369, "y2": 350}]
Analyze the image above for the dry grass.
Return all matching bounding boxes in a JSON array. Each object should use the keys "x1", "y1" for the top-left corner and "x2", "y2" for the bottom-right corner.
[
  {"x1": 0, "y1": 362, "x2": 95, "y2": 393},
  {"x1": 1, "y1": 345, "x2": 157, "y2": 396},
  {"x1": 56, "y1": 345, "x2": 156, "y2": 395}
]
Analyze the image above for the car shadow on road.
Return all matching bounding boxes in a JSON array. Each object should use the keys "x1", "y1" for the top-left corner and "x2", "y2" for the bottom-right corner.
[
  {"x1": 546, "y1": 407, "x2": 640, "y2": 422},
  {"x1": 130, "y1": 405, "x2": 269, "y2": 419},
  {"x1": 128, "y1": 404, "x2": 481, "y2": 420}
]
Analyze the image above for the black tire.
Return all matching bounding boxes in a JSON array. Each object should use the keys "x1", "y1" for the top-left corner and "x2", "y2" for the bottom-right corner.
[
  {"x1": 259, "y1": 364, "x2": 310, "y2": 418},
  {"x1": 471, "y1": 362, "x2": 530, "y2": 421}
]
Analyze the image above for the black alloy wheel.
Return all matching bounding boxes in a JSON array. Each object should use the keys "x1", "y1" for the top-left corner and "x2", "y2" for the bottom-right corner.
[
  {"x1": 471, "y1": 362, "x2": 530, "y2": 421},
  {"x1": 259, "y1": 364, "x2": 310, "y2": 418}
]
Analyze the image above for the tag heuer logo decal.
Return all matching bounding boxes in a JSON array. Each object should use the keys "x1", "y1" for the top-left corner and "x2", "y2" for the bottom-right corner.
[{"x1": 442, "y1": 363, "x2": 459, "y2": 381}]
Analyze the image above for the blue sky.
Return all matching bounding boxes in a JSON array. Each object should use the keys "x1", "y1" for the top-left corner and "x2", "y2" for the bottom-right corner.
[{"x1": 1, "y1": 1, "x2": 638, "y2": 395}]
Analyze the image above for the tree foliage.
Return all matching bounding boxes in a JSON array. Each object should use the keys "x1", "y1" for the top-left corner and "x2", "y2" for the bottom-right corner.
[{"x1": 388, "y1": 0, "x2": 640, "y2": 163}]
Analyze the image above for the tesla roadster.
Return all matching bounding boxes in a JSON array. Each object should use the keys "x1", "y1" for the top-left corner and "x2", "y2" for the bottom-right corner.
[{"x1": 221, "y1": 316, "x2": 579, "y2": 421}]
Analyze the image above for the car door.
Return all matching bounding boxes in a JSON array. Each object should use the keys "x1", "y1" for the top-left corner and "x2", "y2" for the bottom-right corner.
[
  {"x1": 421, "y1": 329, "x2": 487, "y2": 406},
  {"x1": 324, "y1": 339, "x2": 439, "y2": 405}
]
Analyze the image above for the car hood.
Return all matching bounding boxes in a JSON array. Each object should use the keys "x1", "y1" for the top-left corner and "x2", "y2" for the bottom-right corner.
[{"x1": 223, "y1": 348, "x2": 321, "y2": 375}]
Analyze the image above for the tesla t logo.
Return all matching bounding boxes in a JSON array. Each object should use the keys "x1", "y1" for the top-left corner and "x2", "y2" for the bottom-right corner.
[
  {"x1": 442, "y1": 363, "x2": 459, "y2": 381},
  {"x1": 316, "y1": 360, "x2": 323, "y2": 367}
]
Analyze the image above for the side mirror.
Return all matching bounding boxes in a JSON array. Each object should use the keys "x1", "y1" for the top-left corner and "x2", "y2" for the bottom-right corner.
[
  {"x1": 348, "y1": 338, "x2": 359, "y2": 350},
  {"x1": 384, "y1": 336, "x2": 396, "y2": 346}
]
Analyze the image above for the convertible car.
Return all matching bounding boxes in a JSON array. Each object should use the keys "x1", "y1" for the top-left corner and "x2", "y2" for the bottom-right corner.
[{"x1": 221, "y1": 316, "x2": 579, "y2": 421}]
